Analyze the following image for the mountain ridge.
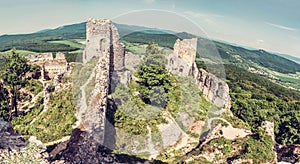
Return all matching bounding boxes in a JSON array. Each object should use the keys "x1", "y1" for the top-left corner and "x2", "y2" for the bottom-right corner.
[{"x1": 0, "y1": 21, "x2": 299, "y2": 62}]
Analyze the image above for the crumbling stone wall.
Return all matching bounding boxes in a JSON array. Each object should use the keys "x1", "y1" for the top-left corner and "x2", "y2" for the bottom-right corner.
[
  {"x1": 166, "y1": 38, "x2": 231, "y2": 109},
  {"x1": 64, "y1": 18, "x2": 128, "y2": 148},
  {"x1": 26, "y1": 52, "x2": 68, "y2": 80},
  {"x1": 166, "y1": 38, "x2": 197, "y2": 76},
  {"x1": 84, "y1": 18, "x2": 125, "y2": 71},
  {"x1": 83, "y1": 54, "x2": 110, "y2": 144}
]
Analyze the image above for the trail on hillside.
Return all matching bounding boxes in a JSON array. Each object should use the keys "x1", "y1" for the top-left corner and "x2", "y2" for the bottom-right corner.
[
  {"x1": 157, "y1": 111, "x2": 198, "y2": 154},
  {"x1": 206, "y1": 117, "x2": 232, "y2": 129},
  {"x1": 21, "y1": 91, "x2": 43, "y2": 113}
]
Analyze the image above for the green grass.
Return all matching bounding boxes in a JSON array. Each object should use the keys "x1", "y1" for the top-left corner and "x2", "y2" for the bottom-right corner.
[
  {"x1": 0, "y1": 50, "x2": 36, "y2": 56},
  {"x1": 25, "y1": 79, "x2": 43, "y2": 95},
  {"x1": 275, "y1": 74, "x2": 300, "y2": 90},
  {"x1": 123, "y1": 41, "x2": 147, "y2": 54},
  {"x1": 48, "y1": 40, "x2": 84, "y2": 49}
]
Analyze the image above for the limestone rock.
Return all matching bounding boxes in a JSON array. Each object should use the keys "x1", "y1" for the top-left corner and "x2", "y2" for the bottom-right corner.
[
  {"x1": 194, "y1": 68, "x2": 231, "y2": 109},
  {"x1": 261, "y1": 121, "x2": 275, "y2": 142},
  {"x1": 60, "y1": 128, "x2": 155, "y2": 164},
  {"x1": 276, "y1": 144, "x2": 300, "y2": 163},
  {"x1": 0, "y1": 119, "x2": 49, "y2": 163}
]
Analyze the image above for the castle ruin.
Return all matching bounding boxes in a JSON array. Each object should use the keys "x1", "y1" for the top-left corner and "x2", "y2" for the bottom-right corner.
[
  {"x1": 83, "y1": 18, "x2": 125, "y2": 71},
  {"x1": 166, "y1": 38, "x2": 231, "y2": 109},
  {"x1": 26, "y1": 52, "x2": 69, "y2": 80},
  {"x1": 166, "y1": 38, "x2": 198, "y2": 76}
]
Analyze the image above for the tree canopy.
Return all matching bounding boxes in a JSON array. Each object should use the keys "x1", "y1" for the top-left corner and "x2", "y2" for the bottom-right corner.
[{"x1": 0, "y1": 49, "x2": 30, "y2": 120}]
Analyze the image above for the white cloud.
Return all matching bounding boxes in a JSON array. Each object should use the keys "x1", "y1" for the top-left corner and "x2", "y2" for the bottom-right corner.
[
  {"x1": 256, "y1": 39, "x2": 264, "y2": 43},
  {"x1": 266, "y1": 22, "x2": 297, "y2": 31}
]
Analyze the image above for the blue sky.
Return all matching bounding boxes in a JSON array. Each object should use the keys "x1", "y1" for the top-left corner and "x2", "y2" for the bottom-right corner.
[{"x1": 0, "y1": 0, "x2": 299, "y2": 57}]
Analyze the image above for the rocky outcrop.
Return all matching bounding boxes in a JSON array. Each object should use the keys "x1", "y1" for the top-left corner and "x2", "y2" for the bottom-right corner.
[
  {"x1": 59, "y1": 128, "x2": 158, "y2": 164},
  {"x1": 0, "y1": 119, "x2": 49, "y2": 163},
  {"x1": 0, "y1": 118, "x2": 26, "y2": 151},
  {"x1": 194, "y1": 68, "x2": 231, "y2": 109},
  {"x1": 26, "y1": 52, "x2": 69, "y2": 80},
  {"x1": 166, "y1": 38, "x2": 231, "y2": 109},
  {"x1": 276, "y1": 144, "x2": 300, "y2": 163},
  {"x1": 261, "y1": 121, "x2": 275, "y2": 142}
]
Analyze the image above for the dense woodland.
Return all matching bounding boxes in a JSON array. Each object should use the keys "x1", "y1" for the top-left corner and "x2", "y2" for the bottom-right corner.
[{"x1": 224, "y1": 64, "x2": 300, "y2": 144}]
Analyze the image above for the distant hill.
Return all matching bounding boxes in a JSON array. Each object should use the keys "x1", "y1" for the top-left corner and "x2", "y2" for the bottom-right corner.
[
  {"x1": 0, "y1": 21, "x2": 299, "y2": 74},
  {"x1": 275, "y1": 53, "x2": 300, "y2": 64}
]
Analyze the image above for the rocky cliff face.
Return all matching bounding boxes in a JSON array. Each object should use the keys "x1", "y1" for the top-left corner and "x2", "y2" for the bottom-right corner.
[
  {"x1": 194, "y1": 68, "x2": 231, "y2": 109},
  {"x1": 0, "y1": 118, "x2": 26, "y2": 151},
  {"x1": 0, "y1": 119, "x2": 49, "y2": 163},
  {"x1": 166, "y1": 38, "x2": 231, "y2": 109}
]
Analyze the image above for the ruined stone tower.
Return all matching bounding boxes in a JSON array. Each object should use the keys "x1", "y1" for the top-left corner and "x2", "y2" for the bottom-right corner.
[
  {"x1": 166, "y1": 38, "x2": 198, "y2": 76},
  {"x1": 83, "y1": 18, "x2": 125, "y2": 71},
  {"x1": 166, "y1": 38, "x2": 231, "y2": 109},
  {"x1": 69, "y1": 18, "x2": 129, "y2": 150}
]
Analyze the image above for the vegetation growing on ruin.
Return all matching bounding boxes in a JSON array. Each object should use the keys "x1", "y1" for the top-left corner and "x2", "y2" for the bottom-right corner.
[
  {"x1": 12, "y1": 88, "x2": 76, "y2": 143},
  {"x1": 72, "y1": 57, "x2": 98, "y2": 101},
  {"x1": 112, "y1": 44, "x2": 172, "y2": 135}
]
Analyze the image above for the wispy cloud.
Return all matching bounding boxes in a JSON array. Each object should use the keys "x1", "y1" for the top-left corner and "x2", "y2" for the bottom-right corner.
[
  {"x1": 266, "y1": 22, "x2": 297, "y2": 31},
  {"x1": 144, "y1": 0, "x2": 155, "y2": 4}
]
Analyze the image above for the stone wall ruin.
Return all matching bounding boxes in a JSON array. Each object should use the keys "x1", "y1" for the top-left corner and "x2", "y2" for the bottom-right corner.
[
  {"x1": 83, "y1": 18, "x2": 125, "y2": 72},
  {"x1": 166, "y1": 38, "x2": 231, "y2": 109},
  {"x1": 26, "y1": 52, "x2": 69, "y2": 80}
]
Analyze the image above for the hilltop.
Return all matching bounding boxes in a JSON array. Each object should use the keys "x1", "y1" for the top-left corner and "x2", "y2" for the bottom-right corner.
[{"x1": 0, "y1": 19, "x2": 299, "y2": 163}]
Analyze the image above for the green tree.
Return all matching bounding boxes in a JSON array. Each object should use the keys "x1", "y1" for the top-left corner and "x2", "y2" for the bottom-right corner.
[
  {"x1": 0, "y1": 82, "x2": 9, "y2": 119},
  {"x1": 0, "y1": 49, "x2": 30, "y2": 121},
  {"x1": 146, "y1": 42, "x2": 160, "y2": 55},
  {"x1": 135, "y1": 44, "x2": 171, "y2": 107}
]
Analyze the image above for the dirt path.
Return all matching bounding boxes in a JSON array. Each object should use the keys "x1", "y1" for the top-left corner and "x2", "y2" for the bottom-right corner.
[
  {"x1": 44, "y1": 136, "x2": 70, "y2": 147},
  {"x1": 20, "y1": 91, "x2": 43, "y2": 112},
  {"x1": 158, "y1": 111, "x2": 198, "y2": 151},
  {"x1": 206, "y1": 117, "x2": 232, "y2": 129}
]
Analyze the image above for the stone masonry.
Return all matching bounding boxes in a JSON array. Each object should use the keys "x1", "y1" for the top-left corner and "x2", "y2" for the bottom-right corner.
[
  {"x1": 166, "y1": 38, "x2": 231, "y2": 109},
  {"x1": 83, "y1": 18, "x2": 125, "y2": 72},
  {"x1": 166, "y1": 38, "x2": 198, "y2": 76},
  {"x1": 26, "y1": 52, "x2": 68, "y2": 80},
  {"x1": 59, "y1": 18, "x2": 133, "y2": 163}
]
